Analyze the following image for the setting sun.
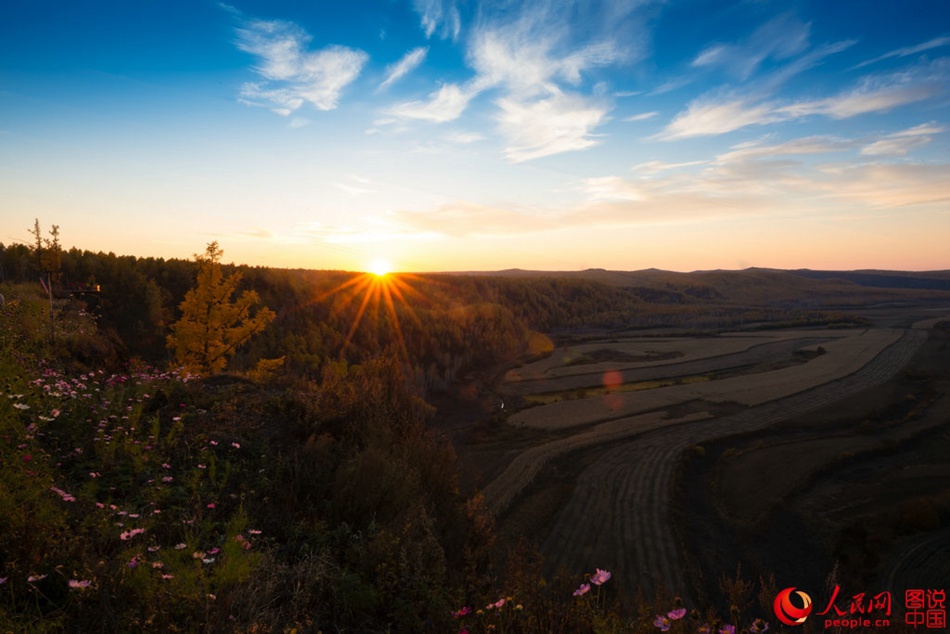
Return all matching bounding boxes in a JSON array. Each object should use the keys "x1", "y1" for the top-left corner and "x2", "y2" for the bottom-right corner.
[{"x1": 368, "y1": 259, "x2": 392, "y2": 277}]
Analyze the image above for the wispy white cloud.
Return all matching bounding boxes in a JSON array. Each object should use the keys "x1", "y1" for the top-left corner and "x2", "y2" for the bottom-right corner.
[
  {"x1": 632, "y1": 159, "x2": 706, "y2": 173},
  {"x1": 658, "y1": 59, "x2": 949, "y2": 140},
  {"x1": 236, "y1": 18, "x2": 367, "y2": 114},
  {"x1": 715, "y1": 135, "x2": 854, "y2": 164},
  {"x1": 497, "y1": 92, "x2": 608, "y2": 162},
  {"x1": 583, "y1": 176, "x2": 646, "y2": 201},
  {"x1": 413, "y1": 0, "x2": 461, "y2": 40},
  {"x1": 692, "y1": 14, "x2": 811, "y2": 79},
  {"x1": 379, "y1": 47, "x2": 428, "y2": 90},
  {"x1": 861, "y1": 122, "x2": 945, "y2": 156},
  {"x1": 854, "y1": 35, "x2": 950, "y2": 70},
  {"x1": 386, "y1": 0, "x2": 653, "y2": 161},
  {"x1": 444, "y1": 131, "x2": 485, "y2": 144},
  {"x1": 624, "y1": 111, "x2": 658, "y2": 122},
  {"x1": 388, "y1": 83, "x2": 478, "y2": 122}
]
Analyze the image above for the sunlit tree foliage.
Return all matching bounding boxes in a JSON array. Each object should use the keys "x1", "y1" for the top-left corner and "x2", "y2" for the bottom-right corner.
[{"x1": 166, "y1": 242, "x2": 274, "y2": 375}]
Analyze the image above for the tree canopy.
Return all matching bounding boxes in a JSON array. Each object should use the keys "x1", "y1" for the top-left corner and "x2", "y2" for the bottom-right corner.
[{"x1": 166, "y1": 242, "x2": 274, "y2": 375}]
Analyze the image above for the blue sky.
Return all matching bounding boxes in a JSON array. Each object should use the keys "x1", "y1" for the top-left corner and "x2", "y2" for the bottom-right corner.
[{"x1": 1, "y1": 0, "x2": 948, "y2": 272}]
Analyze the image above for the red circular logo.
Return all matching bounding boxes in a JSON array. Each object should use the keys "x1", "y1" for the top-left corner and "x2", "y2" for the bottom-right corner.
[{"x1": 774, "y1": 587, "x2": 813, "y2": 626}]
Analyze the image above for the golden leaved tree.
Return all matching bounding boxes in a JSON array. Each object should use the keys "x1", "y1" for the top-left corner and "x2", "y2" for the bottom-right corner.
[{"x1": 167, "y1": 242, "x2": 275, "y2": 376}]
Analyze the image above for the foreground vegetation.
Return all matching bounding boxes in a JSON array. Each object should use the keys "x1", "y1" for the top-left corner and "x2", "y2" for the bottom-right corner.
[
  {"x1": 1, "y1": 281, "x2": 798, "y2": 632},
  {"x1": 2, "y1": 232, "x2": 940, "y2": 631}
]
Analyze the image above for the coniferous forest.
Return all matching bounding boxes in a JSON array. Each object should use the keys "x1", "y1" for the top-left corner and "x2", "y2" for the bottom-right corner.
[{"x1": 1, "y1": 230, "x2": 943, "y2": 632}]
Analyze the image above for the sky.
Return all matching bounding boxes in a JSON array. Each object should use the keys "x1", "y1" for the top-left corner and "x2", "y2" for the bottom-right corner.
[{"x1": 1, "y1": 0, "x2": 949, "y2": 273}]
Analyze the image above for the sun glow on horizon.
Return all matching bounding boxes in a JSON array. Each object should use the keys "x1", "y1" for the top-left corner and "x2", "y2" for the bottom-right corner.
[{"x1": 368, "y1": 259, "x2": 392, "y2": 277}]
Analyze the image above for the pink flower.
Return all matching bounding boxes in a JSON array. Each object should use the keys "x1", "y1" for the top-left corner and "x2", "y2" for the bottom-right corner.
[
  {"x1": 161, "y1": 574, "x2": 174, "y2": 580},
  {"x1": 653, "y1": 615, "x2": 671, "y2": 631},
  {"x1": 0, "y1": 577, "x2": 7, "y2": 585},
  {"x1": 668, "y1": 608, "x2": 687, "y2": 620},
  {"x1": 452, "y1": 606, "x2": 472, "y2": 618},
  {"x1": 573, "y1": 583, "x2": 591, "y2": 597},
  {"x1": 590, "y1": 568, "x2": 611, "y2": 585},
  {"x1": 27, "y1": 574, "x2": 47, "y2": 583},
  {"x1": 127, "y1": 557, "x2": 138, "y2": 569},
  {"x1": 749, "y1": 619, "x2": 769, "y2": 633},
  {"x1": 69, "y1": 579, "x2": 91, "y2": 589},
  {"x1": 494, "y1": 598, "x2": 506, "y2": 609},
  {"x1": 206, "y1": 503, "x2": 215, "y2": 509},
  {"x1": 231, "y1": 442, "x2": 240, "y2": 449},
  {"x1": 719, "y1": 625, "x2": 736, "y2": 634},
  {"x1": 248, "y1": 529, "x2": 262, "y2": 535},
  {"x1": 174, "y1": 543, "x2": 186, "y2": 550}
]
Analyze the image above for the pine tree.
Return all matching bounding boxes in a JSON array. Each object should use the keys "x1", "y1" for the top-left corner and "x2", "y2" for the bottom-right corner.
[{"x1": 167, "y1": 242, "x2": 275, "y2": 376}]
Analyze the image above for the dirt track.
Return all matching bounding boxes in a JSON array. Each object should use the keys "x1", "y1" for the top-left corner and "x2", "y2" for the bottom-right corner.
[{"x1": 497, "y1": 328, "x2": 926, "y2": 599}]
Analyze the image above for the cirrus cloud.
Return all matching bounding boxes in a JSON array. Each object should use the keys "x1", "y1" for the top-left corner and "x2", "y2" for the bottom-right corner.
[{"x1": 236, "y1": 18, "x2": 367, "y2": 114}]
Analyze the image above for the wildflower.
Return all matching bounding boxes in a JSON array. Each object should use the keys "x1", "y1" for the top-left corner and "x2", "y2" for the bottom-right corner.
[
  {"x1": 231, "y1": 442, "x2": 240, "y2": 449},
  {"x1": 193, "y1": 551, "x2": 205, "y2": 559},
  {"x1": 573, "y1": 583, "x2": 591, "y2": 597},
  {"x1": 249, "y1": 529, "x2": 262, "y2": 535},
  {"x1": 95, "y1": 502, "x2": 105, "y2": 508},
  {"x1": 51, "y1": 409, "x2": 61, "y2": 417},
  {"x1": 494, "y1": 598, "x2": 506, "y2": 609},
  {"x1": 68, "y1": 579, "x2": 91, "y2": 589},
  {"x1": 719, "y1": 626, "x2": 736, "y2": 634},
  {"x1": 148, "y1": 545, "x2": 161, "y2": 552},
  {"x1": 452, "y1": 606, "x2": 472, "y2": 618},
  {"x1": 209, "y1": 547, "x2": 220, "y2": 555},
  {"x1": 13, "y1": 403, "x2": 30, "y2": 410},
  {"x1": 0, "y1": 577, "x2": 6, "y2": 584},
  {"x1": 174, "y1": 543, "x2": 186, "y2": 550},
  {"x1": 161, "y1": 574, "x2": 174, "y2": 580},
  {"x1": 749, "y1": 619, "x2": 769, "y2": 633},
  {"x1": 654, "y1": 615, "x2": 671, "y2": 631},
  {"x1": 162, "y1": 463, "x2": 171, "y2": 469},
  {"x1": 197, "y1": 464, "x2": 206, "y2": 469},
  {"x1": 162, "y1": 476, "x2": 173, "y2": 483},
  {"x1": 202, "y1": 558, "x2": 215, "y2": 565},
  {"x1": 590, "y1": 568, "x2": 611, "y2": 585},
  {"x1": 27, "y1": 574, "x2": 47, "y2": 583},
  {"x1": 119, "y1": 528, "x2": 146, "y2": 540},
  {"x1": 210, "y1": 440, "x2": 218, "y2": 446},
  {"x1": 669, "y1": 608, "x2": 687, "y2": 620},
  {"x1": 152, "y1": 562, "x2": 164, "y2": 569},
  {"x1": 698, "y1": 626, "x2": 712, "y2": 634},
  {"x1": 127, "y1": 557, "x2": 139, "y2": 569},
  {"x1": 206, "y1": 503, "x2": 215, "y2": 509}
]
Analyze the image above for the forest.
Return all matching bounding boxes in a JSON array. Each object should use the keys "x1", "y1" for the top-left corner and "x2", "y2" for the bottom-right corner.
[{"x1": 0, "y1": 228, "x2": 920, "y2": 632}]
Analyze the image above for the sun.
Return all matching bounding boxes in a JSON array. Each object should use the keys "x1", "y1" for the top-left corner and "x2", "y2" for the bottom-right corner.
[{"x1": 368, "y1": 258, "x2": 392, "y2": 277}]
